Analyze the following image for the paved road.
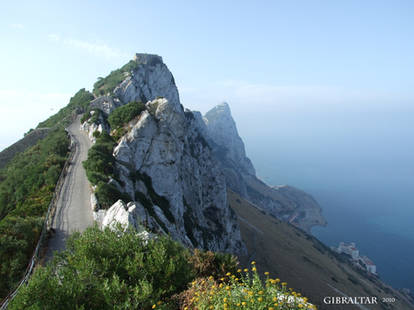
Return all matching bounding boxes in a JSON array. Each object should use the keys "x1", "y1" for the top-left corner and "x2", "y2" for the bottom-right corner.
[{"x1": 46, "y1": 116, "x2": 94, "y2": 258}]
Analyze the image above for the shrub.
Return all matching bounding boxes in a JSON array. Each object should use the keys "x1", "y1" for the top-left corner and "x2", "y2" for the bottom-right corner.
[
  {"x1": 108, "y1": 101, "x2": 145, "y2": 130},
  {"x1": 9, "y1": 227, "x2": 195, "y2": 310},
  {"x1": 95, "y1": 182, "x2": 131, "y2": 209},
  {"x1": 183, "y1": 262, "x2": 316, "y2": 310},
  {"x1": 82, "y1": 132, "x2": 116, "y2": 186},
  {"x1": 189, "y1": 249, "x2": 239, "y2": 279}
]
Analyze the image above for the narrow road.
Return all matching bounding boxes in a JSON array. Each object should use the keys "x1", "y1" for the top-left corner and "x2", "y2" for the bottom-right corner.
[{"x1": 46, "y1": 116, "x2": 94, "y2": 258}]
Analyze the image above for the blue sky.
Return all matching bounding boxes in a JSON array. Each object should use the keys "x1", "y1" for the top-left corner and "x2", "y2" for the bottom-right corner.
[{"x1": 1, "y1": 0, "x2": 413, "y2": 150}]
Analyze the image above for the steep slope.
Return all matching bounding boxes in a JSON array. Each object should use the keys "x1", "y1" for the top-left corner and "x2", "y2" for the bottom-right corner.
[
  {"x1": 229, "y1": 189, "x2": 414, "y2": 310},
  {"x1": 0, "y1": 128, "x2": 50, "y2": 169},
  {"x1": 82, "y1": 54, "x2": 245, "y2": 255},
  {"x1": 203, "y1": 102, "x2": 327, "y2": 232}
]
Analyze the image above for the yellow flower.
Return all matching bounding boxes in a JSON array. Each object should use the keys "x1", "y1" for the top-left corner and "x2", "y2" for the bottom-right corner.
[
  {"x1": 264, "y1": 271, "x2": 270, "y2": 275},
  {"x1": 152, "y1": 305, "x2": 156, "y2": 309},
  {"x1": 225, "y1": 286, "x2": 231, "y2": 290},
  {"x1": 244, "y1": 268, "x2": 248, "y2": 272},
  {"x1": 258, "y1": 290, "x2": 263, "y2": 295},
  {"x1": 298, "y1": 304, "x2": 304, "y2": 308},
  {"x1": 242, "y1": 302, "x2": 246, "y2": 306},
  {"x1": 269, "y1": 308, "x2": 274, "y2": 310},
  {"x1": 224, "y1": 297, "x2": 228, "y2": 302},
  {"x1": 226, "y1": 272, "x2": 231, "y2": 276},
  {"x1": 251, "y1": 261, "x2": 256, "y2": 265},
  {"x1": 237, "y1": 269, "x2": 242, "y2": 273},
  {"x1": 275, "y1": 278, "x2": 280, "y2": 283},
  {"x1": 258, "y1": 297, "x2": 263, "y2": 302},
  {"x1": 273, "y1": 297, "x2": 278, "y2": 302},
  {"x1": 282, "y1": 282, "x2": 287, "y2": 286},
  {"x1": 252, "y1": 267, "x2": 257, "y2": 272},
  {"x1": 157, "y1": 301, "x2": 162, "y2": 305}
]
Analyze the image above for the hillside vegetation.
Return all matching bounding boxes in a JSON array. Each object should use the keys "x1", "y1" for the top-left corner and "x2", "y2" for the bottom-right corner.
[
  {"x1": 93, "y1": 60, "x2": 139, "y2": 96},
  {"x1": 9, "y1": 226, "x2": 314, "y2": 310},
  {"x1": 37, "y1": 88, "x2": 94, "y2": 128},
  {"x1": 0, "y1": 127, "x2": 69, "y2": 299}
]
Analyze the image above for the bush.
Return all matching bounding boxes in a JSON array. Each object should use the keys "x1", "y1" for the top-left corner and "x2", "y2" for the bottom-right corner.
[
  {"x1": 189, "y1": 248, "x2": 239, "y2": 279},
  {"x1": 108, "y1": 101, "x2": 145, "y2": 130},
  {"x1": 82, "y1": 132, "x2": 116, "y2": 186},
  {"x1": 183, "y1": 262, "x2": 316, "y2": 310},
  {"x1": 95, "y1": 182, "x2": 130, "y2": 209},
  {"x1": 9, "y1": 227, "x2": 195, "y2": 310}
]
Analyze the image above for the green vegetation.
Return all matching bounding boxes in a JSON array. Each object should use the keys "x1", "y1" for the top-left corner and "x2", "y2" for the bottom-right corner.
[
  {"x1": 37, "y1": 89, "x2": 94, "y2": 128},
  {"x1": 82, "y1": 132, "x2": 128, "y2": 209},
  {"x1": 82, "y1": 132, "x2": 116, "y2": 185},
  {"x1": 185, "y1": 262, "x2": 315, "y2": 310},
  {"x1": 9, "y1": 226, "x2": 239, "y2": 310},
  {"x1": 0, "y1": 127, "x2": 69, "y2": 299},
  {"x1": 80, "y1": 108, "x2": 104, "y2": 125},
  {"x1": 108, "y1": 101, "x2": 145, "y2": 130},
  {"x1": 93, "y1": 60, "x2": 140, "y2": 96}
]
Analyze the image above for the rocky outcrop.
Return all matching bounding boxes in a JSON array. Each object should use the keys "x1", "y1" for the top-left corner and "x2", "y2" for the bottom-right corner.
[
  {"x1": 83, "y1": 54, "x2": 246, "y2": 255},
  {"x1": 80, "y1": 110, "x2": 109, "y2": 143},
  {"x1": 203, "y1": 103, "x2": 326, "y2": 233},
  {"x1": 204, "y1": 102, "x2": 255, "y2": 176},
  {"x1": 112, "y1": 97, "x2": 245, "y2": 254},
  {"x1": 90, "y1": 96, "x2": 122, "y2": 115},
  {"x1": 113, "y1": 54, "x2": 180, "y2": 108}
]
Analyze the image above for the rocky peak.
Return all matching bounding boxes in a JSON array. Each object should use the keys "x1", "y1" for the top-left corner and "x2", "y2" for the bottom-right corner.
[
  {"x1": 114, "y1": 54, "x2": 180, "y2": 111},
  {"x1": 204, "y1": 102, "x2": 256, "y2": 176},
  {"x1": 133, "y1": 53, "x2": 163, "y2": 66}
]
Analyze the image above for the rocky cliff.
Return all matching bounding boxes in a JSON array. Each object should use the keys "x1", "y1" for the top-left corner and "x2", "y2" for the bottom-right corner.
[
  {"x1": 202, "y1": 103, "x2": 326, "y2": 232},
  {"x1": 82, "y1": 54, "x2": 245, "y2": 255},
  {"x1": 81, "y1": 53, "x2": 325, "y2": 257}
]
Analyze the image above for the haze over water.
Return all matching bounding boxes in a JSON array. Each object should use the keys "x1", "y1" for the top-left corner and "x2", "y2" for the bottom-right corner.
[{"x1": 240, "y1": 100, "x2": 414, "y2": 292}]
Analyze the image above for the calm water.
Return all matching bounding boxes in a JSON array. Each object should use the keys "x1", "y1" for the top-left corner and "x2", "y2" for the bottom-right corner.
[{"x1": 239, "y1": 102, "x2": 414, "y2": 292}]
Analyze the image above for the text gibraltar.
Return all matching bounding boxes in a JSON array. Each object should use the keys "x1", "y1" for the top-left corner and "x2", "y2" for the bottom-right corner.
[{"x1": 323, "y1": 296, "x2": 378, "y2": 305}]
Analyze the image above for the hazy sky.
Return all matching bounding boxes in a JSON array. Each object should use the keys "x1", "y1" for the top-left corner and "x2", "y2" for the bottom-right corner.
[{"x1": 1, "y1": 0, "x2": 413, "y2": 150}]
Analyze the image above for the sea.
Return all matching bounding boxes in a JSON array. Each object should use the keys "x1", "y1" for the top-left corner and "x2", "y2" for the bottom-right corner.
[{"x1": 240, "y1": 101, "x2": 414, "y2": 292}]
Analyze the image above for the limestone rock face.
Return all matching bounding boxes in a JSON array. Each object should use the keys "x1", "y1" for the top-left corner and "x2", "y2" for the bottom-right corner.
[
  {"x1": 204, "y1": 103, "x2": 256, "y2": 176},
  {"x1": 114, "y1": 54, "x2": 180, "y2": 110},
  {"x1": 203, "y1": 104, "x2": 326, "y2": 233},
  {"x1": 112, "y1": 98, "x2": 245, "y2": 254},
  {"x1": 86, "y1": 54, "x2": 245, "y2": 255},
  {"x1": 80, "y1": 110, "x2": 109, "y2": 143},
  {"x1": 90, "y1": 96, "x2": 122, "y2": 115}
]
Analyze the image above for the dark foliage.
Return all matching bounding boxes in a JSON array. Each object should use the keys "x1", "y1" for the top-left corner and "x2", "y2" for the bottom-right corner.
[
  {"x1": 0, "y1": 127, "x2": 69, "y2": 298},
  {"x1": 108, "y1": 101, "x2": 145, "y2": 130}
]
